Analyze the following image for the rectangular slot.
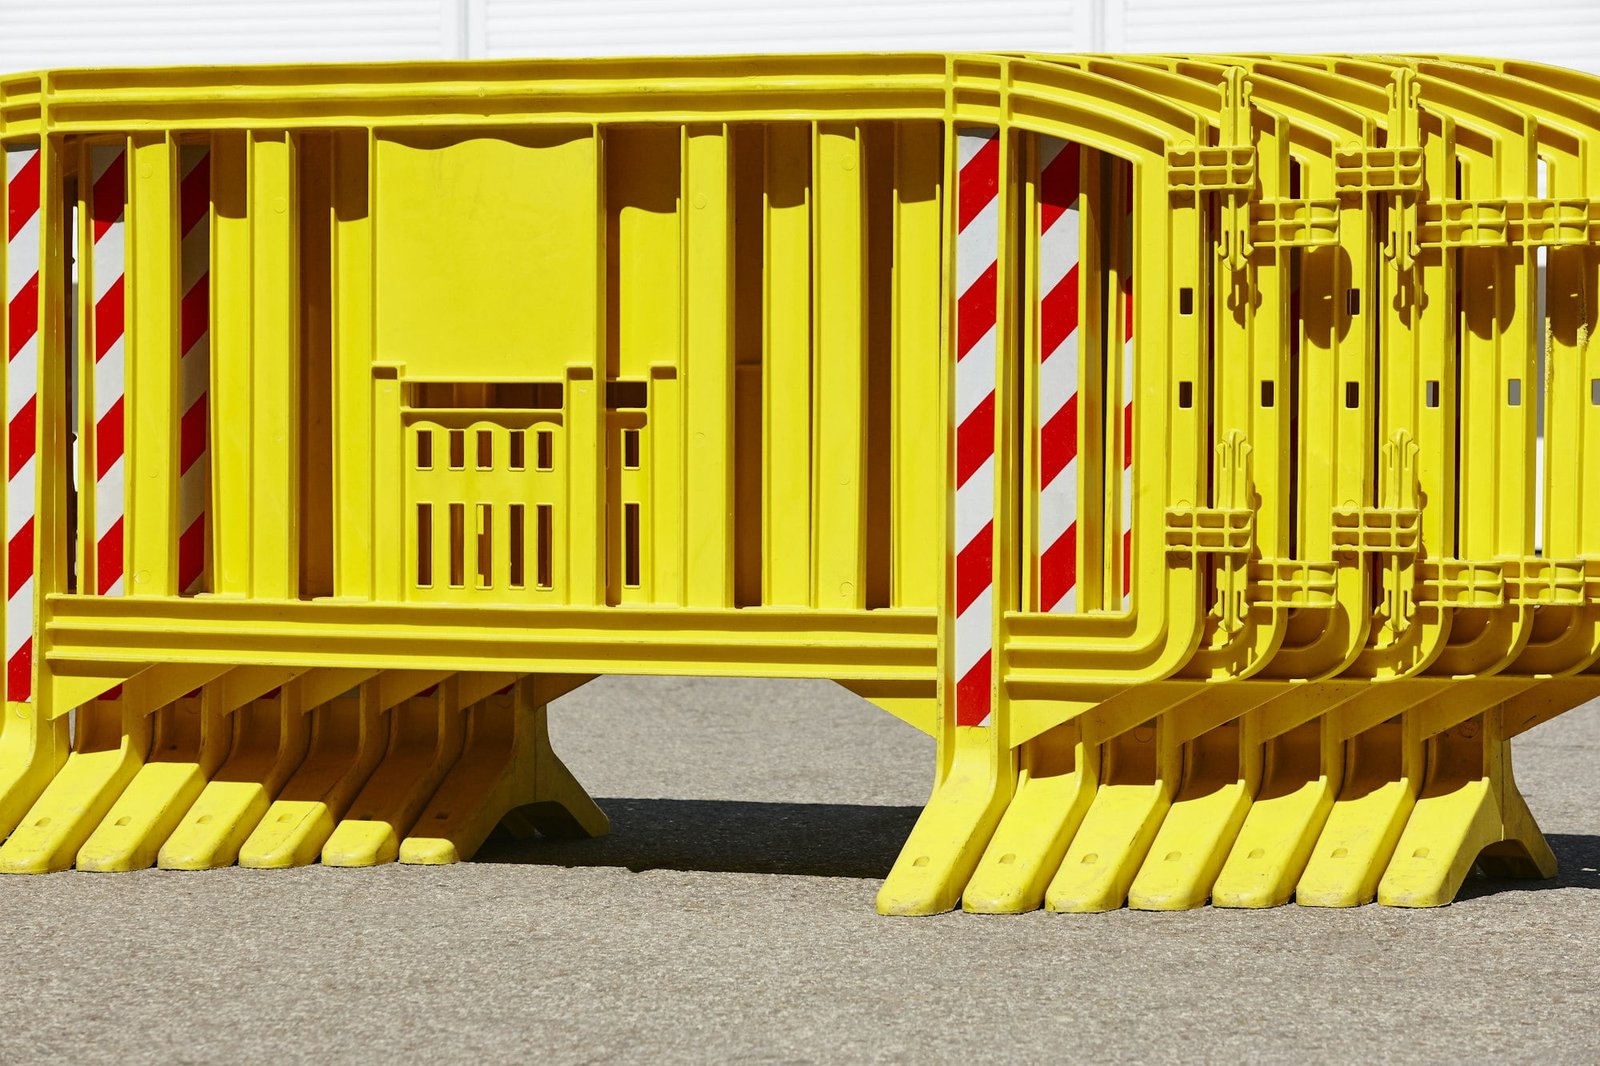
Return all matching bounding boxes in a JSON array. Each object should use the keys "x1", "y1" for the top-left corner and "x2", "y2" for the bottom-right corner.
[
  {"x1": 476, "y1": 430, "x2": 494, "y2": 469},
  {"x1": 1346, "y1": 288, "x2": 1360, "y2": 316},
  {"x1": 1591, "y1": 379, "x2": 1600, "y2": 406},
  {"x1": 623, "y1": 428, "x2": 640, "y2": 470},
  {"x1": 623, "y1": 502, "x2": 641, "y2": 587},
  {"x1": 416, "y1": 504, "x2": 433, "y2": 587},
  {"x1": 1344, "y1": 381, "x2": 1360, "y2": 409},
  {"x1": 1178, "y1": 287, "x2": 1194, "y2": 315},
  {"x1": 508, "y1": 503, "x2": 525, "y2": 588},
  {"x1": 416, "y1": 429, "x2": 434, "y2": 470},
  {"x1": 1177, "y1": 381, "x2": 1193, "y2": 409},
  {"x1": 508, "y1": 430, "x2": 525, "y2": 471},
  {"x1": 536, "y1": 503, "x2": 553, "y2": 589},
  {"x1": 448, "y1": 502, "x2": 465, "y2": 587},
  {"x1": 1507, "y1": 378, "x2": 1522, "y2": 406},
  {"x1": 1426, "y1": 380, "x2": 1441, "y2": 409},
  {"x1": 448, "y1": 429, "x2": 465, "y2": 470},
  {"x1": 411, "y1": 381, "x2": 564, "y2": 409},
  {"x1": 1259, "y1": 380, "x2": 1274, "y2": 407},
  {"x1": 475, "y1": 503, "x2": 492, "y2": 587},
  {"x1": 607, "y1": 380, "x2": 649, "y2": 410},
  {"x1": 536, "y1": 429, "x2": 554, "y2": 471}
]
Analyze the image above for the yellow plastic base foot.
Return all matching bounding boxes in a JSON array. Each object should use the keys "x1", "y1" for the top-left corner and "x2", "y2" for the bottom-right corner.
[
  {"x1": 1377, "y1": 712, "x2": 1555, "y2": 907},
  {"x1": 1129, "y1": 719, "x2": 1259, "y2": 911},
  {"x1": 158, "y1": 696, "x2": 310, "y2": 871},
  {"x1": 963, "y1": 724, "x2": 1096, "y2": 913},
  {"x1": 878, "y1": 727, "x2": 1008, "y2": 916},
  {"x1": 322, "y1": 681, "x2": 470, "y2": 867},
  {"x1": 1213, "y1": 719, "x2": 1339, "y2": 909},
  {"x1": 0, "y1": 701, "x2": 149, "y2": 874},
  {"x1": 399, "y1": 677, "x2": 606, "y2": 866},
  {"x1": 1297, "y1": 717, "x2": 1421, "y2": 908},
  {"x1": 77, "y1": 698, "x2": 219, "y2": 872},
  {"x1": 0, "y1": 701, "x2": 68, "y2": 842},
  {"x1": 240, "y1": 692, "x2": 385, "y2": 869},
  {"x1": 1046, "y1": 723, "x2": 1179, "y2": 913}
]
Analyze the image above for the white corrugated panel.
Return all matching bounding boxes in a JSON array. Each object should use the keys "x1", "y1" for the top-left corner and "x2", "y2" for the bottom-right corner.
[
  {"x1": 0, "y1": 0, "x2": 461, "y2": 70},
  {"x1": 1106, "y1": 0, "x2": 1600, "y2": 74},
  {"x1": 471, "y1": 0, "x2": 1097, "y2": 57}
]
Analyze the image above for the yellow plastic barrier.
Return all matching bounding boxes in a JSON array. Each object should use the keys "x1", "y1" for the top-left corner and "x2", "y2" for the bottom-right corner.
[{"x1": 0, "y1": 53, "x2": 1596, "y2": 916}]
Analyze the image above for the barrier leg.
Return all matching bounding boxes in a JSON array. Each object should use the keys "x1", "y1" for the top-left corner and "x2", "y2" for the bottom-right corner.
[
  {"x1": 962, "y1": 720, "x2": 1097, "y2": 913},
  {"x1": 76, "y1": 695, "x2": 225, "y2": 871},
  {"x1": 400, "y1": 676, "x2": 606, "y2": 865},
  {"x1": 1377, "y1": 708, "x2": 1555, "y2": 906},
  {"x1": 158, "y1": 694, "x2": 311, "y2": 870},
  {"x1": 0, "y1": 702, "x2": 67, "y2": 841},
  {"x1": 321, "y1": 684, "x2": 468, "y2": 867},
  {"x1": 0, "y1": 698, "x2": 151, "y2": 874},
  {"x1": 878, "y1": 726, "x2": 1011, "y2": 916},
  {"x1": 1296, "y1": 715, "x2": 1423, "y2": 907},
  {"x1": 1212, "y1": 716, "x2": 1341, "y2": 908},
  {"x1": 1129, "y1": 714, "x2": 1262, "y2": 910},
  {"x1": 239, "y1": 692, "x2": 386, "y2": 868},
  {"x1": 1046, "y1": 718, "x2": 1180, "y2": 912}
]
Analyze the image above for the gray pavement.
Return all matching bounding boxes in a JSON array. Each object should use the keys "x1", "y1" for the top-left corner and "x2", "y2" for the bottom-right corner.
[{"x1": 0, "y1": 675, "x2": 1597, "y2": 1063}]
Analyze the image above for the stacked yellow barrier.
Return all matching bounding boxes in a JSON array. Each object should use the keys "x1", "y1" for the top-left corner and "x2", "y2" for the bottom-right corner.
[{"x1": 0, "y1": 54, "x2": 1594, "y2": 913}]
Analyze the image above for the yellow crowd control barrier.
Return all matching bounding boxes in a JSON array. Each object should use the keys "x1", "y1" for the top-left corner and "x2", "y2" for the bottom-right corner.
[{"x1": 0, "y1": 53, "x2": 1595, "y2": 915}]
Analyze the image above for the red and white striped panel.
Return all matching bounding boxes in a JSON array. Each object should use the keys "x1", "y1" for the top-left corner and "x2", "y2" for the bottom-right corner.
[
  {"x1": 1036, "y1": 137, "x2": 1079, "y2": 615},
  {"x1": 90, "y1": 146, "x2": 127, "y2": 598},
  {"x1": 178, "y1": 148, "x2": 210, "y2": 595},
  {"x1": 6, "y1": 146, "x2": 40, "y2": 702},
  {"x1": 1120, "y1": 171, "x2": 1135, "y2": 606},
  {"x1": 954, "y1": 128, "x2": 999, "y2": 729}
]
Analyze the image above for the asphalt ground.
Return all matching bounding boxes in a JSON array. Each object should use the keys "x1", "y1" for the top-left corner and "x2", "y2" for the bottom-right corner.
[{"x1": 0, "y1": 675, "x2": 1597, "y2": 1063}]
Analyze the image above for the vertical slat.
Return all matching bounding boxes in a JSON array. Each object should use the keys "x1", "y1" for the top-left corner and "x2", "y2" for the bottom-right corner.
[
  {"x1": 681, "y1": 123, "x2": 734, "y2": 608},
  {"x1": 211, "y1": 133, "x2": 250, "y2": 597},
  {"x1": 249, "y1": 132, "x2": 298, "y2": 599},
  {"x1": 813, "y1": 121, "x2": 867, "y2": 610},
  {"x1": 563, "y1": 126, "x2": 604, "y2": 607},
  {"x1": 331, "y1": 130, "x2": 374, "y2": 599},
  {"x1": 1036, "y1": 136, "x2": 1081, "y2": 615},
  {"x1": 126, "y1": 134, "x2": 179, "y2": 598},
  {"x1": 891, "y1": 122, "x2": 942, "y2": 610},
  {"x1": 763, "y1": 123, "x2": 812, "y2": 606}
]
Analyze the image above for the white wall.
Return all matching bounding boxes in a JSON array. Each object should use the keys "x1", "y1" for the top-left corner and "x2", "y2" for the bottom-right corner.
[{"x1": 0, "y1": 0, "x2": 1594, "y2": 72}]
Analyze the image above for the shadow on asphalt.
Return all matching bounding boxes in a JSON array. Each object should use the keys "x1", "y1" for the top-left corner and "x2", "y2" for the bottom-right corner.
[
  {"x1": 474, "y1": 797, "x2": 922, "y2": 880},
  {"x1": 1456, "y1": 834, "x2": 1600, "y2": 901},
  {"x1": 473, "y1": 800, "x2": 1600, "y2": 899}
]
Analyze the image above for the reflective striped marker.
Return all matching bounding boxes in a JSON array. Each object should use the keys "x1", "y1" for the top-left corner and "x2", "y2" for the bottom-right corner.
[
  {"x1": 1036, "y1": 137, "x2": 1079, "y2": 614},
  {"x1": 6, "y1": 146, "x2": 40, "y2": 702},
  {"x1": 90, "y1": 145, "x2": 127, "y2": 598},
  {"x1": 178, "y1": 148, "x2": 210, "y2": 594},
  {"x1": 1121, "y1": 179, "x2": 1135, "y2": 606},
  {"x1": 954, "y1": 129, "x2": 999, "y2": 728}
]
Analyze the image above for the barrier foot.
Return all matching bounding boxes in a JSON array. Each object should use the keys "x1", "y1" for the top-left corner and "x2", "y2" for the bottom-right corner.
[
  {"x1": 1212, "y1": 718, "x2": 1341, "y2": 908},
  {"x1": 963, "y1": 722, "x2": 1096, "y2": 913},
  {"x1": 1297, "y1": 716, "x2": 1421, "y2": 907},
  {"x1": 0, "y1": 701, "x2": 68, "y2": 841},
  {"x1": 158, "y1": 695, "x2": 311, "y2": 870},
  {"x1": 0, "y1": 700, "x2": 150, "y2": 874},
  {"x1": 322, "y1": 684, "x2": 467, "y2": 868},
  {"x1": 1129, "y1": 717, "x2": 1261, "y2": 910},
  {"x1": 240, "y1": 692, "x2": 386, "y2": 869},
  {"x1": 878, "y1": 726, "x2": 1008, "y2": 916},
  {"x1": 1377, "y1": 710, "x2": 1555, "y2": 907},
  {"x1": 77, "y1": 696, "x2": 222, "y2": 872},
  {"x1": 400, "y1": 679, "x2": 606, "y2": 865},
  {"x1": 1046, "y1": 721, "x2": 1180, "y2": 913}
]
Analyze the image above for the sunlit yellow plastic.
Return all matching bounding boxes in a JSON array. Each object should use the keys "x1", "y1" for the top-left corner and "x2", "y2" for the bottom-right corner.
[{"x1": 3, "y1": 53, "x2": 1600, "y2": 915}]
